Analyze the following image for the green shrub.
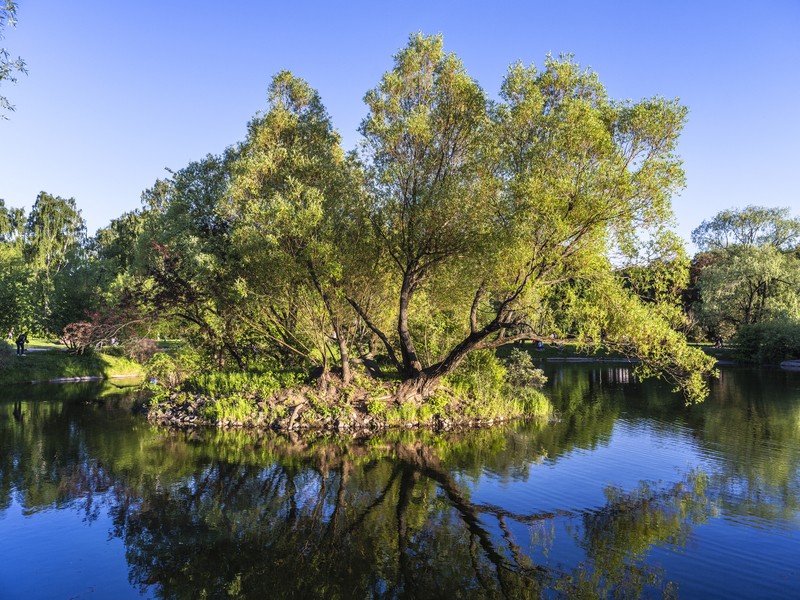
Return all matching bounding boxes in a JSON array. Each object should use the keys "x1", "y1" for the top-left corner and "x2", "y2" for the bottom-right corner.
[
  {"x1": 144, "y1": 344, "x2": 207, "y2": 390},
  {"x1": 144, "y1": 353, "x2": 184, "y2": 389},
  {"x1": 366, "y1": 399, "x2": 387, "y2": 416},
  {"x1": 447, "y1": 349, "x2": 507, "y2": 403},
  {"x1": 732, "y1": 319, "x2": 800, "y2": 364},
  {"x1": 504, "y1": 348, "x2": 548, "y2": 388},
  {"x1": 443, "y1": 349, "x2": 553, "y2": 421}
]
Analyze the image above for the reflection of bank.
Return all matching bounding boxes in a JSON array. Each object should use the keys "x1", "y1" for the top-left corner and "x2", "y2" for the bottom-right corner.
[{"x1": 585, "y1": 366, "x2": 633, "y2": 385}]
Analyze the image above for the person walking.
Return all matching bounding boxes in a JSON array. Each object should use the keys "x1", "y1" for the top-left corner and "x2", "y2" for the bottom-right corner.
[{"x1": 16, "y1": 332, "x2": 27, "y2": 356}]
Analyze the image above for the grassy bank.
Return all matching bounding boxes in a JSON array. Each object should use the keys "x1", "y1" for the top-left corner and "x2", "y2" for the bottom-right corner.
[
  {"x1": 146, "y1": 378, "x2": 554, "y2": 434},
  {"x1": 0, "y1": 341, "x2": 143, "y2": 384},
  {"x1": 144, "y1": 349, "x2": 554, "y2": 433}
]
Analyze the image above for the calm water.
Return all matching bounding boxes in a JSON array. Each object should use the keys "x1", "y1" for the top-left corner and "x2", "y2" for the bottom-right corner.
[{"x1": 1, "y1": 365, "x2": 799, "y2": 599}]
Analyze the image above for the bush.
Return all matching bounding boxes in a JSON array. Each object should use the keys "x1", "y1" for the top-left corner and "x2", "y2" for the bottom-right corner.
[
  {"x1": 732, "y1": 319, "x2": 800, "y2": 364},
  {"x1": 144, "y1": 345, "x2": 204, "y2": 389},
  {"x1": 504, "y1": 348, "x2": 548, "y2": 388},
  {"x1": 202, "y1": 394, "x2": 257, "y2": 423},
  {"x1": 125, "y1": 337, "x2": 159, "y2": 363},
  {"x1": 447, "y1": 350, "x2": 507, "y2": 403},
  {"x1": 0, "y1": 340, "x2": 11, "y2": 369},
  {"x1": 186, "y1": 370, "x2": 291, "y2": 400}
]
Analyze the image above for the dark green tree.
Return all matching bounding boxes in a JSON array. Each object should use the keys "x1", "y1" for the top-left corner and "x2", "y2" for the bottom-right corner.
[{"x1": 138, "y1": 155, "x2": 245, "y2": 368}]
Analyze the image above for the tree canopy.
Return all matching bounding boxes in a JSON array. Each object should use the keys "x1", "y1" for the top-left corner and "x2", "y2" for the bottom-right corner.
[
  {"x1": 349, "y1": 34, "x2": 713, "y2": 400},
  {"x1": 691, "y1": 205, "x2": 800, "y2": 252},
  {"x1": 689, "y1": 205, "x2": 800, "y2": 352},
  {"x1": 0, "y1": 0, "x2": 25, "y2": 117}
]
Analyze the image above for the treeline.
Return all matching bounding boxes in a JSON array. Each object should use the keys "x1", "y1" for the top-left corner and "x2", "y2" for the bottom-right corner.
[
  {"x1": 0, "y1": 191, "x2": 87, "y2": 335},
  {"x1": 687, "y1": 206, "x2": 800, "y2": 362},
  {"x1": 16, "y1": 33, "x2": 800, "y2": 402}
]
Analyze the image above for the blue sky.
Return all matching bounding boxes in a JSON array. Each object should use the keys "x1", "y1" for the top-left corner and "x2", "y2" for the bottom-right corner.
[{"x1": 1, "y1": 0, "x2": 798, "y2": 248}]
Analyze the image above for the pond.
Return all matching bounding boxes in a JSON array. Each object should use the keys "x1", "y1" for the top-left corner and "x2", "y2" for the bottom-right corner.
[{"x1": 1, "y1": 365, "x2": 799, "y2": 598}]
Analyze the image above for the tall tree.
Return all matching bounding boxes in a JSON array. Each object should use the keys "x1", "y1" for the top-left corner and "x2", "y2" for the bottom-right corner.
[
  {"x1": 138, "y1": 156, "x2": 244, "y2": 368},
  {"x1": 229, "y1": 71, "x2": 365, "y2": 382},
  {"x1": 692, "y1": 205, "x2": 800, "y2": 252},
  {"x1": 690, "y1": 206, "x2": 800, "y2": 338},
  {"x1": 355, "y1": 35, "x2": 714, "y2": 401},
  {"x1": 696, "y1": 245, "x2": 800, "y2": 333},
  {"x1": 24, "y1": 191, "x2": 86, "y2": 329}
]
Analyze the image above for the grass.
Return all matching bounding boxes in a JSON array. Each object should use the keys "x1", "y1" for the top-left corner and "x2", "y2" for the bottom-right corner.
[{"x1": 0, "y1": 340, "x2": 143, "y2": 384}]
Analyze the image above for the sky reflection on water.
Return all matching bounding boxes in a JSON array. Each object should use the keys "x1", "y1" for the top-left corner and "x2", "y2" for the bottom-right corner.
[{"x1": 0, "y1": 366, "x2": 798, "y2": 598}]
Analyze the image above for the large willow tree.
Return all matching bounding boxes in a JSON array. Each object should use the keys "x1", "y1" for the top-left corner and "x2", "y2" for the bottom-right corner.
[{"x1": 353, "y1": 34, "x2": 714, "y2": 401}]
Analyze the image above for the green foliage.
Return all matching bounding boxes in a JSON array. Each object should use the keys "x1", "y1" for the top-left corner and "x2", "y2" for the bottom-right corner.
[
  {"x1": 442, "y1": 349, "x2": 553, "y2": 420},
  {"x1": 24, "y1": 191, "x2": 88, "y2": 331},
  {"x1": 0, "y1": 240, "x2": 34, "y2": 333},
  {"x1": 447, "y1": 350, "x2": 507, "y2": 404},
  {"x1": 186, "y1": 370, "x2": 301, "y2": 400},
  {"x1": 201, "y1": 394, "x2": 257, "y2": 423},
  {"x1": 0, "y1": 0, "x2": 25, "y2": 116},
  {"x1": 692, "y1": 205, "x2": 800, "y2": 252},
  {"x1": 562, "y1": 275, "x2": 717, "y2": 402},
  {"x1": 227, "y1": 70, "x2": 364, "y2": 378},
  {"x1": 144, "y1": 347, "x2": 204, "y2": 390},
  {"x1": 696, "y1": 244, "x2": 800, "y2": 334},
  {"x1": 732, "y1": 319, "x2": 800, "y2": 364},
  {"x1": 690, "y1": 206, "x2": 800, "y2": 345},
  {"x1": 1, "y1": 33, "x2": 719, "y2": 409},
  {"x1": 504, "y1": 348, "x2": 548, "y2": 388},
  {"x1": 365, "y1": 398, "x2": 387, "y2": 417}
]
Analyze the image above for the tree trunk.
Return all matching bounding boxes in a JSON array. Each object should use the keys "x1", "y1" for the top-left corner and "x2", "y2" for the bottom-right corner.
[
  {"x1": 335, "y1": 320, "x2": 351, "y2": 385},
  {"x1": 393, "y1": 311, "x2": 525, "y2": 403},
  {"x1": 395, "y1": 372, "x2": 442, "y2": 403},
  {"x1": 398, "y1": 272, "x2": 423, "y2": 376}
]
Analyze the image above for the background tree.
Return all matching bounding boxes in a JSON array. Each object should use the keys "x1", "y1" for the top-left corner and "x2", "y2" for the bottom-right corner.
[
  {"x1": 690, "y1": 206, "x2": 800, "y2": 342},
  {"x1": 691, "y1": 205, "x2": 800, "y2": 252},
  {"x1": 24, "y1": 192, "x2": 87, "y2": 332},
  {"x1": 0, "y1": 198, "x2": 30, "y2": 334}
]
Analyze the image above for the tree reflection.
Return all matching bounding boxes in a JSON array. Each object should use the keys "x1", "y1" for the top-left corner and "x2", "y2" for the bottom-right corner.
[{"x1": 98, "y1": 437, "x2": 722, "y2": 599}]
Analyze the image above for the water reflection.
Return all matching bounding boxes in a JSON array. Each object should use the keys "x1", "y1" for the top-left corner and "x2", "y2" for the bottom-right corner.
[{"x1": 1, "y1": 368, "x2": 799, "y2": 598}]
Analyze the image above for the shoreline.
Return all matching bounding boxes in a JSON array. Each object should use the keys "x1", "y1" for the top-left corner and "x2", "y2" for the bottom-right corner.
[
  {"x1": 143, "y1": 382, "x2": 556, "y2": 436},
  {"x1": 146, "y1": 403, "x2": 557, "y2": 437},
  {"x1": 27, "y1": 374, "x2": 143, "y2": 384}
]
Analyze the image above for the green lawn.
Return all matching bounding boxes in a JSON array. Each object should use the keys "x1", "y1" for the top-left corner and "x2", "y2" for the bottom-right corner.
[{"x1": 0, "y1": 342, "x2": 143, "y2": 384}]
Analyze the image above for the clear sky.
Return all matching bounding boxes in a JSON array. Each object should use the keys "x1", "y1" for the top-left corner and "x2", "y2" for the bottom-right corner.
[{"x1": 1, "y1": 0, "x2": 798, "y2": 249}]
